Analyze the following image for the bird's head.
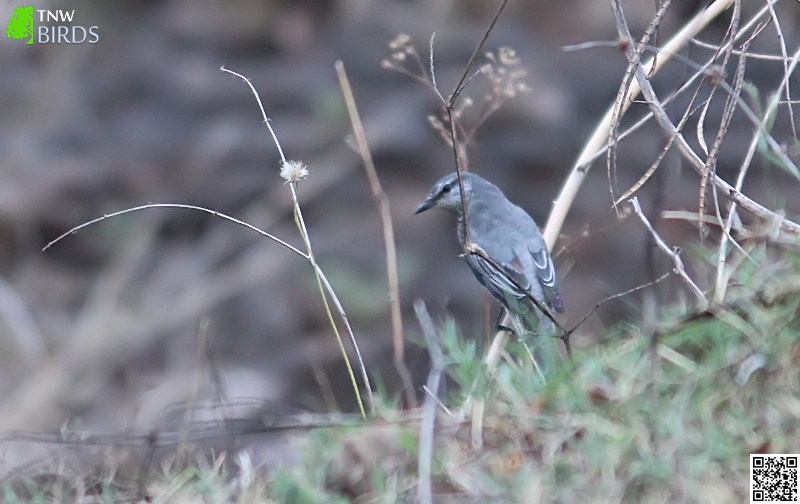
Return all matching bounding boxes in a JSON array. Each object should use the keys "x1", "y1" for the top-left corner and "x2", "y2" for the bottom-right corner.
[{"x1": 415, "y1": 172, "x2": 473, "y2": 214}]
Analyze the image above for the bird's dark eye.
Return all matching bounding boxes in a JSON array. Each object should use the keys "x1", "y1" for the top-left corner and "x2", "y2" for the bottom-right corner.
[{"x1": 441, "y1": 184, "x2": 452, "y2": 193}]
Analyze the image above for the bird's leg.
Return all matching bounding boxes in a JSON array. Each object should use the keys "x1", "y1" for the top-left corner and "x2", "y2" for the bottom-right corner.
[{"x1": 493, "y1": 306, "x2": 515, "y2": 335}]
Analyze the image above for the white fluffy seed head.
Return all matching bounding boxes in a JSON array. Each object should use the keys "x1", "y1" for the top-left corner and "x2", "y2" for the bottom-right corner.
[{"x1": 280, "y1": 160, "x2": 309, "y2": 184}]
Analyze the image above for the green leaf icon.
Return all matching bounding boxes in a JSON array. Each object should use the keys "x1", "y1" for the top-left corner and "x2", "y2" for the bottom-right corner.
[{"x1": 7, "y1": 6, "x2": 34, "y2": 45}]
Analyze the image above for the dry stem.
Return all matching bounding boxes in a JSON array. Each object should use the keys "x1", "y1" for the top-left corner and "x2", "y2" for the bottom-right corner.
[
  {"x1": 629, "y1": 197, "x2": 707, "y2": 307},
  {"x1": 335, "y1": 60, "x2": 417, "y2": 409},
  {"x1": 221, "y1": 67, "x2": 372, "y2": 416},
  {"x1": 414, "y1": 300, "x2": 444, "y2": 504}
]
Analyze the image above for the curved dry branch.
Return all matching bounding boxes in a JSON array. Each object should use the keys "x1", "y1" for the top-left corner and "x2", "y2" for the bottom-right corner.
[
  {"x1": 609, "y1": 1, "x2": 800, "y2": 235},
  {"x1": 542, "y1": 0, "x2": 800, "y2": 247}
]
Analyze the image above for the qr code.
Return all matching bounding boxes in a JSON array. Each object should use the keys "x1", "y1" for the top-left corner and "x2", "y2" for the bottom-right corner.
[{"x1": 751, "y1": 454, "x2": 799, "y2": 503}]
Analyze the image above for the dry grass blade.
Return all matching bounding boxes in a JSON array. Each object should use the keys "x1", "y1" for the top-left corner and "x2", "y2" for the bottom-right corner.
[
  {"x1": 43, "y1": 203, "x2": 304, "y2": 255},
  {"x1": 39, "y1": 202, "x2": 375, "y2": 418},
  {"x1": 335, "y1": 60, "x2": 417, "y2": 409},
  {"x1": 221, "y1": 67, "x2": 372, "y2": 416},
  {"x1": 414, "y1": 300, "x2": 444, "y2": 504}
]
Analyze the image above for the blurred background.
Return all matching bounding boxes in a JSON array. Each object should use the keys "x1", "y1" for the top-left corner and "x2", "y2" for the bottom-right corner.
[{"x1": 0, "y1": 0, "x2": 798, "y2": 436}]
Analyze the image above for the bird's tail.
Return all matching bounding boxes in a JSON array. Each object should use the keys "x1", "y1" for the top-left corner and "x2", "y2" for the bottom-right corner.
[{"x1": 508, "y1": 303, "x2": 563, "y2": 377}]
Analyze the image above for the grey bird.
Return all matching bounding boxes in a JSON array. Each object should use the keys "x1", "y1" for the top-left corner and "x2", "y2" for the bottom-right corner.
[{"x1": 415, "y1": 172, "x2": 563, "y2": 338}]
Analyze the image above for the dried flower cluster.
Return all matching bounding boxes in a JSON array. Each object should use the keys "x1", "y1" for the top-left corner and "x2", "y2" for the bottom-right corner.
[
  {"x1": 383, "y1": 35, "x2": 530, "y2": 167},
  {"x1": 381, "y1": 33, "x2": 417, "y2": 72},
  {"x1": 481, "y1": 47, "x2": 531, "y2": 100}
]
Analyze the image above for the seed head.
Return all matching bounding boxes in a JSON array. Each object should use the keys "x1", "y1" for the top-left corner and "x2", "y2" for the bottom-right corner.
[{"x1": 280, "y1": 160, "x2": 309, "y2": 184}]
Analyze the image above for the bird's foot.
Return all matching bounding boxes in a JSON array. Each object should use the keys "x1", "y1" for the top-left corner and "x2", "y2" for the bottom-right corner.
[{"x1": 495, "y1": 323, "x2": 515, "y2": 336}]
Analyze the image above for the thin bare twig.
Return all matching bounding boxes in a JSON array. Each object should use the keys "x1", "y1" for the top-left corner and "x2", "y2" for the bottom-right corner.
[
  {"x1": 448, "y1": 0, "x2": 510, "y2": 105},
  {"x1": 425, "y1": 0, "x2": 541, "y2": 391},
  {"x1": 561, "y1": 24, "x2": 784, "y2": 173},
  {"x1": 446, "y1": 0, "x2": 511, "y2": 248},
  {"x1": 607, "y1": 0, "x2": 673, "y2": 216},
  {"x1": 434, "y1": 0, "x2": 515, "y2": 452},
  {"x1": 568, "y1": 272, "x2": 671, "y2": 334},
  {"x1": 543, "y1": 0, "x2": 800, "y2": 247},
  {"x1": 608, "y1": 3, "x2": 800, "y2": 236},
  {"x1": 707, "y1": 30, "x2": 753, "y2": 296},
  {"x1": 766, "y1": 0, "x2": 796, "y2": 137},
  {"x1": 422, "y1": 385, "x2": 453, "y2": 416},
  {"x1": 690, "y1": 38, "x2": 793, "y2": 61},
  {"x1": 696, "y1": 1, "x2": 740, "y2": 241},
  {"x1": 662, "y1": 209, "x2": 741, "y2": 228},
  {"x1": 464, "y1": 244, "x2": 562, "y2": 331},
  {"x1": 590, "y1": 33, "x2": 791, "y2": 253},
  {"x1": 44, "y1": 203, "x2": 302, "y2": 255},
  {"x1": 41, "y1": 202, "x2": 374, "y2": 411},
  {"x1": 428, "y1": 33, "x2": 446, "y2": 104},
  {"x1": 699, "y1": 28, "x2": 766, "y2": 270},
  {"x1": 335, "y1": 60, "x2": 416, "y2": 409},
  {"x1": 629, "y1": 197, "x2": 707, "y2": 306},
  {"x1": 715, "y1": 44, "x2": 800, "y2": 302},
  {"x1": 222, "y1": 67, "x2": 372, "y2": 416},
  {"x1": 613, "y1": 82, "x2": 702, "y2": 206}
]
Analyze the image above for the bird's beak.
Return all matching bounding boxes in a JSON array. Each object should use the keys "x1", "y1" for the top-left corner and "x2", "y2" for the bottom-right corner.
[{"x1": 414, "y1": 198, "x2": 435, "y2": 214}]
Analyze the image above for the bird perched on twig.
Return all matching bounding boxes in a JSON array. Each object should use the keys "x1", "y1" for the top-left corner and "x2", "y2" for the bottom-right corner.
[{"x1": 415, "y1": 171, "x2": 563, "y2": 370}]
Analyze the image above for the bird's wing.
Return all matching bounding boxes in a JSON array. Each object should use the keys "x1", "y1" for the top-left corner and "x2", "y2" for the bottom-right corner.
[
  {"x1": 466, "y1": 192, "x2": 564, "y2": 314},
  {"x1": 473, "y1": 221, "x2": 564, "y2": 314},
  {"x1": 466, "y1": 232, "x2": 553, "y2": 312},
  {"x1": 528, "y1": 244, "x2": 564, "y2": 313},
  {"x1": 499, "y1": 241, "x2": 564, "y2": 315},
  {"x1": 464, "y1": 250, "x2": 530, "y2": 309}
]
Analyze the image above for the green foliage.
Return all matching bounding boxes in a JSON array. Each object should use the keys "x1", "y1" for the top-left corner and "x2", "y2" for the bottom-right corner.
[
  {"x1": 743, "y1": 81, "x2": 800, "y2": 181},
  {"x1": 437, "y1": 317, "x2": 483, "y2": 391},
  {"x1": 270, "y1": 470, "x2": 349, "y2": 504},
  {"x1": 2, "y1": 248, "x2": 796, "y2": 502},
  {"x1": 273, "y1": 247, "x2": 800, "y2": 501}
]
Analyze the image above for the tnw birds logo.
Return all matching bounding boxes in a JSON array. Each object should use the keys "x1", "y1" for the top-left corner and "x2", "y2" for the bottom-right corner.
[
  {"x1": 6, "y1": 5, "x2": 34, "y2": 45},
  {"x1": 5, "y1": 5, "x2": 99, "y2": 45}
]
